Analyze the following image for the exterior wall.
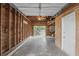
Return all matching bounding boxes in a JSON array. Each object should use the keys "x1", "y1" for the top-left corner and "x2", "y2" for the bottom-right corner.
[{"x1": 55, "y1": 4, "x2": 79, "y2": 55}]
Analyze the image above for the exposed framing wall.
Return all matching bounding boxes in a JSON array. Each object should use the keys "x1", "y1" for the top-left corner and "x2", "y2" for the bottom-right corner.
[
  {"x1": 0, "y1": 3, "x2": 32, "y2": 56},
  {"x1": 1, "y1": 4, "x2": 10, "y2": 55}
]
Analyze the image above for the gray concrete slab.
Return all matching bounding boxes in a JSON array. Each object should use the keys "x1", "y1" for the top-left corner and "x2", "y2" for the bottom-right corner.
[{"x1": 12, "y1": 36, "x2": 68, "y2": 56}]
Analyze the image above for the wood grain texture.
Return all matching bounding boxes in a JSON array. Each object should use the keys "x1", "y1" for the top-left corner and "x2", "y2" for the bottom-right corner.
[
  {"x1": 16, "y1": 12, "x2": 19, "y2": 44},
  {"x1": 75, "y1": 9, "x2": 79, "y2": 56},
  {"x1": 9, "y1": 7, "x2": 15, "y2": 48},
  {"x1": 1, "y1": 4, "x2": 9, "y2": 54},
  {"x1": 55, "y1": 16, "x2": 61, "y2": 48},
  {"x1": 18, "y1": 13, "x2": 20, "y2": 43},
  {"x1": 0, "y1": 4, "x2": 1, "y2": 55},
  {"x1": 14, "y1": 10, "x2": 17, "y2": 45}
]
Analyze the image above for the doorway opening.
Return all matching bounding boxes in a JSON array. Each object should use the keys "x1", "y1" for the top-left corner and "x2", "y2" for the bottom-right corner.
[{"x1": 33, "y1": 26, "x2": 46, "y2": 36}]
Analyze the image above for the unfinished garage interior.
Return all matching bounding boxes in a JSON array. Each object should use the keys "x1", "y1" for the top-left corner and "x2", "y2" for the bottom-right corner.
[{"x1": 0, "y1": 3, "x2": 79, "y2": 56}]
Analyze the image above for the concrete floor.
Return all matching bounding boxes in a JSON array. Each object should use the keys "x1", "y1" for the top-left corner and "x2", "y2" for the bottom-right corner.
[{"x1": 11, "y1": 36, "x2": 68, "y2": 56}]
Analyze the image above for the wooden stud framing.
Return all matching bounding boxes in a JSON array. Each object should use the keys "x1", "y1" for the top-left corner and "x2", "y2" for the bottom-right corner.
[
  {"x1": 1, "y1": 4, "x2": 9, "y2": 55},
  {"x1": 9, "y1": 7, "x2": 15, "y2": 48},
  {"x1": 16, "y1": 12, "x2": 19, "y2": 44},
  {"x1": 0, "y1": 3, "x2": 32, "y2": 56},
  {"x1": 0, "y1": 4, "x2": 1, "y2": 55}
]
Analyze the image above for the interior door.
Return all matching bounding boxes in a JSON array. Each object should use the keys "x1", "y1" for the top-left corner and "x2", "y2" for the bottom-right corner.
[{"x1": 61, "y1": 12, "x2": 76, "y2": 56}]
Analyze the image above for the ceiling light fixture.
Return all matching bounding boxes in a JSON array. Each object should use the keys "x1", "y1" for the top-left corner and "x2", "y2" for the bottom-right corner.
[
  {"x1": 37, "y1": 16, "x2": 46, "y2": 21},
  {"x1": 37, "y1": 3, "x2": 42, "y2": 21},
  {"x1": 37, "y1": 3, "x2": 47, "y2": 21}
]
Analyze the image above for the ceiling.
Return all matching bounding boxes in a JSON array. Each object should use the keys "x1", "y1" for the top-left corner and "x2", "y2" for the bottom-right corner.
[{"x1": 13, "y1": 3, "x2": 67, "y2": 16}]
